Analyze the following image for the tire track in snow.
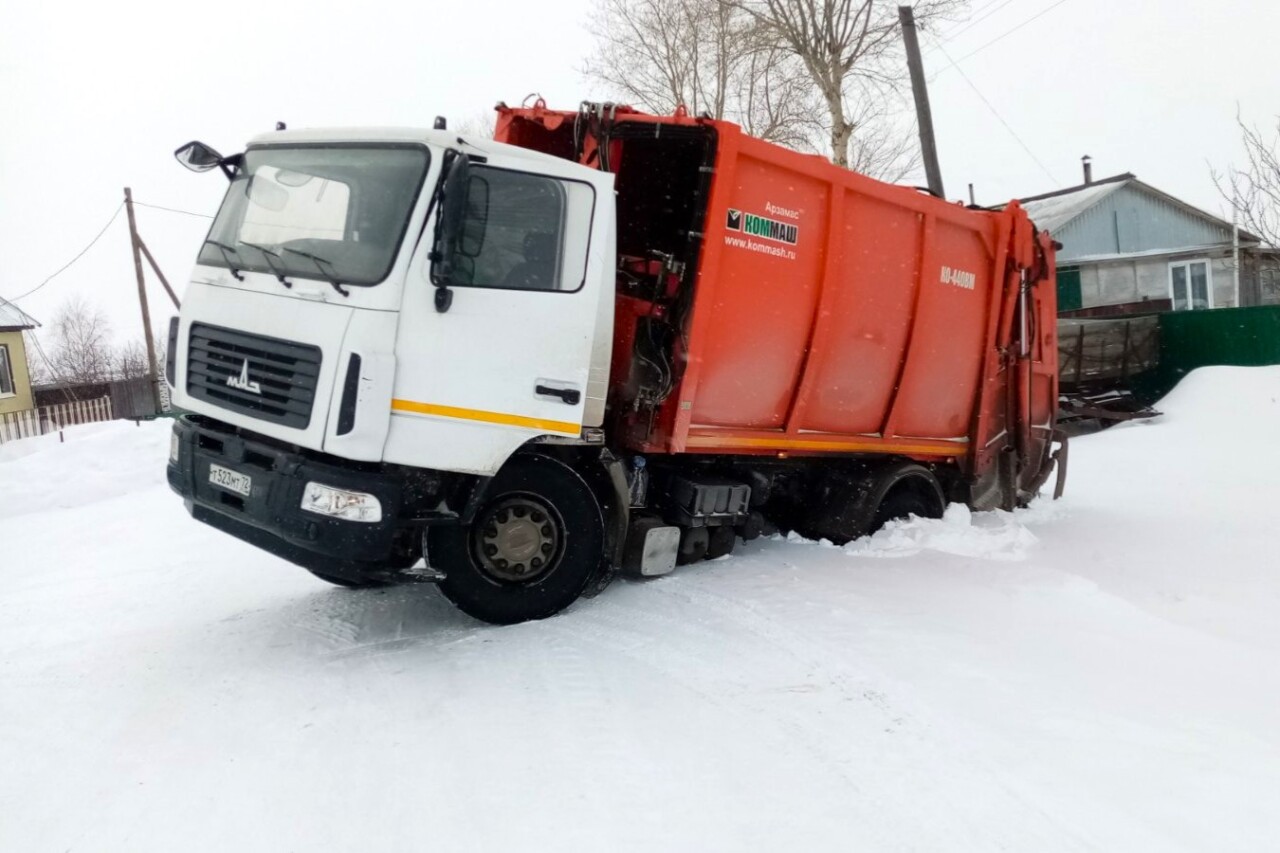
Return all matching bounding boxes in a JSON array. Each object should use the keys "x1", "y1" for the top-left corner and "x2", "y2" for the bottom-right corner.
[
  {"x1": 553, "y1": 588, "x2": 890, "y2": 802},
  {"x1": 585, "y1": 572, "x2": 1099, "y2": 850}
]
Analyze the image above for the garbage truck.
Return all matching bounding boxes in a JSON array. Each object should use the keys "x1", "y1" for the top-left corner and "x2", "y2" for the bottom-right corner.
[{"x1": 165, "y1": 101, "x2": 1066, "y2": 624}]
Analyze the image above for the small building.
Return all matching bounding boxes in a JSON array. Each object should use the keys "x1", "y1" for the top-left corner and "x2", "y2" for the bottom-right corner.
[
  {"x1": 1015, "y1": 162, "x2": 1279, "y2": 317},
  {"x1": 0, "y1": 297, "x2": 39, "y2": 415}
]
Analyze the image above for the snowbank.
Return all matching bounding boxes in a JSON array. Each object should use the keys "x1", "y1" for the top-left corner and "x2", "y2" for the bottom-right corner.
[
  {"x1": 3, "y1": 369, "x2": 1279, "y2": 851},
  {"x1": 0, "y1": 419, "x2": 171, "y2": 520}
]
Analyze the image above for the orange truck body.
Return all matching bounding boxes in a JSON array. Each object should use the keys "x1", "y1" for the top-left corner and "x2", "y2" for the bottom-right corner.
[{"x1": 497, "y1": 103, "x2": 1061, "y2": 508}]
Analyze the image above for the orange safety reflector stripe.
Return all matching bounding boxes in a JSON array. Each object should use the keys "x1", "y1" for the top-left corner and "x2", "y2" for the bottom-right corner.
[{"x1": 391, "y1": 399, "x2": 580, "y2": 436}]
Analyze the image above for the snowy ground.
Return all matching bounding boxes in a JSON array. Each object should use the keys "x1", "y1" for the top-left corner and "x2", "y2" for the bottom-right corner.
[{"x1": 3, "y1": 367, "x2": 1279, "y2": 852}]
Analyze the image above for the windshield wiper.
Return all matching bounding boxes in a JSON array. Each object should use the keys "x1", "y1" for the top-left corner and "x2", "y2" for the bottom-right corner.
[
  {"x1": 204, "y1": 239, "x2": 245, "y2": 281},
  {"x1": 238, "y1": 241, "x2": 293, "y2": 289},
  {"x1": 280, "y1": 247, "x2": 350, "y2": 297}
]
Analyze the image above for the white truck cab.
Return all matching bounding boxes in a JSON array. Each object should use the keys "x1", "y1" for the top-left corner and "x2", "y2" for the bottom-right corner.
[{"x1": 167, "y1": 126, "x2": 623, "y2": 622}]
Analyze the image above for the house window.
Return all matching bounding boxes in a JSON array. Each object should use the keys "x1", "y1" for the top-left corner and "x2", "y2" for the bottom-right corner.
[
  {"x1": 1169, "y1": 260, "x2": 1212, "y2": 310},
  {"x1": 0, "y1": 344, "x2": 15, "y2": 397}
]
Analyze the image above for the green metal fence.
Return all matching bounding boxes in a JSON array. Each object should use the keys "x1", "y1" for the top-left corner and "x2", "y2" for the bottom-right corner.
[{"x1": 1133, "y1": 305, "x2": 1280, "y2": 401}]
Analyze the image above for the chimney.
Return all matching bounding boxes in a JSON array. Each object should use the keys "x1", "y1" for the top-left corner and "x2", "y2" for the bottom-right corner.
[{"x1": 1082, "y1": 155, "x2": 1093, "y2": 185}]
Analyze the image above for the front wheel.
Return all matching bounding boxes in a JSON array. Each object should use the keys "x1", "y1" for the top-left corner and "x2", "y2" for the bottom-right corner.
[{"x1": 428, "y1": 454, "x2": 605, "y2": 625}]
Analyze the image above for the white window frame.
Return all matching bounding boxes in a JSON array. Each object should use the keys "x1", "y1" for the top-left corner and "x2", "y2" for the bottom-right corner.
[
  {"x1": 0, "y1": 343, "x2": 15, "y2": 398},
  {"x1": 1168, "y1": 259, "x2": 1214, "y2": 311}
]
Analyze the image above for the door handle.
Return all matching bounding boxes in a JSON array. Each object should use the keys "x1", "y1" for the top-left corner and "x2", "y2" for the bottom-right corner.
[{"x1": 535, "y1": 384, "x2": 581, "y2": 405}]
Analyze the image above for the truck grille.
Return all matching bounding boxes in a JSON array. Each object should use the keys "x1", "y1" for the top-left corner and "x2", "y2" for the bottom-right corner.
[{"x1": 186, "y1": 323, "x2": 322, "y2": 429}]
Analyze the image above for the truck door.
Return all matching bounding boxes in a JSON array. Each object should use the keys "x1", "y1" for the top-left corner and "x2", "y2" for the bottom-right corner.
[{"x1": 386, "y1": 154, "x2": 613, "y2": 475}]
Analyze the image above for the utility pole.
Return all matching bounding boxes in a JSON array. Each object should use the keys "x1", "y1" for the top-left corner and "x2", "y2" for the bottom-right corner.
[
  {"x1": 124, "y1": 187, "x2": 162, "y2": 414},
  {"x1": 899, "y1": 5, "x2": 945, "y2": 199}
]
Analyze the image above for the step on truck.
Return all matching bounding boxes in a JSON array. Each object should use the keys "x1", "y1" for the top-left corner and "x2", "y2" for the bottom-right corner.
[{"x1": 165, "y1": 101, "x2": 1066, "y2": 624}]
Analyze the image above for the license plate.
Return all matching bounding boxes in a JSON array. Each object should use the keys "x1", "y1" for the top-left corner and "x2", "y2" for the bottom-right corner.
[{"x1": 209, "y1": 463, "x2": 252, "y2": 497}]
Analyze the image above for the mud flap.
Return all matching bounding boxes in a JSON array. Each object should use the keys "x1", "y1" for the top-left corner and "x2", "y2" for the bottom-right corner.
[{"x1": 1051, "y1": 430, "x2": 1069, "y2": 500}]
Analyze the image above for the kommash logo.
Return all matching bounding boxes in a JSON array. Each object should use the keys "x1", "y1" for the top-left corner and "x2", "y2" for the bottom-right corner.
[{"x1": 725, "y1": 206, "x2": 800, "y2": 245}]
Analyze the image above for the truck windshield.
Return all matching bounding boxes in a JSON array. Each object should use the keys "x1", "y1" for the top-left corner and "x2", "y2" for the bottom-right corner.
[{"x1": 198, "y1": 144, "x2": 430, "y2": 287}]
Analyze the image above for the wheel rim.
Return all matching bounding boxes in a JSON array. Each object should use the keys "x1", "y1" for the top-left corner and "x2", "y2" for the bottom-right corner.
[{"x1": 471, "y1": 495, "x2": 562, "y2": 583}]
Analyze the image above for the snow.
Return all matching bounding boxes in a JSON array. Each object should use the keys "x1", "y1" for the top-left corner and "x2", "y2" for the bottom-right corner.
[
  {"x1": 1018, "y1": 179, "x2": 1128, "y2": 234},
  {"x1": 3, "y1": 366, "x2": 1280, "y2": 851}
]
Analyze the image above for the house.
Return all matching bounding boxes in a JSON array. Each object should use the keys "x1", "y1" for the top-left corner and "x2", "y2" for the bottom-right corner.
[
  {"x1": 1015, "y1": 160, "x2": 1280, "y2": 317},
  {"x1": 0, "y1": 297, "x2": 39, "y2": 416}
]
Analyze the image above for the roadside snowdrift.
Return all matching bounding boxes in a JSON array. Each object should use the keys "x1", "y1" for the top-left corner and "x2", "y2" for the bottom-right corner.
[{"x1": 3, "y1": 367, "x2": 1279, "y2": 852}]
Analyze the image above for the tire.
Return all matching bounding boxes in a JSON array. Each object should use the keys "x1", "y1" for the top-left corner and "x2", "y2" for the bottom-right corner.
[
  {"x1": 428, "y1": 454, "x2": 605, "y2": 625},
  {"x1": 306, "y1": 570, "x2": 390, "y2": 590},
  {"x1": 869, "y1": 467, "x2": 946, "y2": 532},
  {"x1": 705, "y1": 525, "x2": 737, "y2": 559},
  {"x1": 795, "y1": 461, "x2": 945, "y2": 544},
  {"x1": 676, "y1": 527, "x2": 709, "y2": 565}
]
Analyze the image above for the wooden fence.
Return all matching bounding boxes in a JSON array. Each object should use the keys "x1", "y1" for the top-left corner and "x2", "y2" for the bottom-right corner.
[
  {"x1": 0, "y1": 397, "x2": 114, "y2": 444},
  {"x1": 1058, "y1": 316, "x2": 1160, "y2": 387}
]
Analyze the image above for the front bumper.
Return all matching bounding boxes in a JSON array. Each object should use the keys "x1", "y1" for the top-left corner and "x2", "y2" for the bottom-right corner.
[{"x1": 167, "y1": 415, "x2": 411, "y2": 582}]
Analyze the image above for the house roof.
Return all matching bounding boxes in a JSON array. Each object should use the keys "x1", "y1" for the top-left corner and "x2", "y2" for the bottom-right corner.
[
  {"x1": 1013, "y1": 173, "x2": 1262, "y2": 245},
  {"x1": 1017, "y1": 173, "x2": 1132, "y2": 233},
  {"x1": 0, "y1": 296, "x2": 39, "y2": 331}
]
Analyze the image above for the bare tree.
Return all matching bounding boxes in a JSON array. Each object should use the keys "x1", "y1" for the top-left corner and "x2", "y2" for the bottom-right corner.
[
  {"x1": 728, "y1": 0, "x2": 963, "y2": 168},
  {"x1": 584, "y1": 0, "x2": 935, "y2": 179},
  {"x1": 1214, "y1": 113, "x2": 1280, "y2": 249},
  {"x1": 45, "y1": 296, "x2": 115, "y2": 385},
  {"x1": 585, "y1": 0, "x2": 824, "y2": 149},
  {"x1": 455, "y1": 109, "x2": 497, "y2": 141},
  {"x1": 843, "y1": 85, "x2": 920, "y2": 182},
  {"x1": 1214, "y1": 114, "x2": 1280, "y2": 303},
  {"x1": 22, "y1": 331, "x2": 53, "y2": 386},
  {"x1": 116, "y1": 339, "x2": 152, "y2": 381}
]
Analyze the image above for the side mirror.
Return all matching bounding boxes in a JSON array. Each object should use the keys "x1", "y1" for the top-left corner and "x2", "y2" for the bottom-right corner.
[
  {"x1": 459, "y1": 175, "x2": 489, "y2": 258},
  {"x1": 439, "y1": 155, "x2": 471, "y2": 254},
  {"x1": 174, "y1": 141, "x2": 224, "y2": 173},
  {"x1": 433, "y1": 154, "x2": 472, "y2": 311}
]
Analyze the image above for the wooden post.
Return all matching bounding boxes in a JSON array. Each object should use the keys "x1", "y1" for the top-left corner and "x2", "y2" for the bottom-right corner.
[
  {"x1": 137, "y1": 238, "x2": 181, "y2": 309},
  {"x1": 1074, "y1": 324, "x2": 1086, "y2": 384},
  {"x1": 1119, "y1": 319, "x2": 1132, "y2": 381},
  {"x1": 124, "y1": 187, "x2": 162, "y2": 414},
  {"x1": 899, "y1": 6, "x2": 945, "y2": 199}
]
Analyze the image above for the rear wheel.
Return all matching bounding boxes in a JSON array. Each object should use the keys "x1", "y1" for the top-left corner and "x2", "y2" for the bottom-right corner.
[
  {"x1": 869, "y1": 466, "x2": 946, "y2": 531},
  {"x1": 429, "y1": 455, "x2": 605, "y2": 625},
  {"x1": 792, "y1": 461, "x2": 946, "y2": 544}
]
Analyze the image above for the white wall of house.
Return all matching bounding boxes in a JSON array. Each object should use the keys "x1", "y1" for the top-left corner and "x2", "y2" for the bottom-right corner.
[{"x1": 1075, "y1": 253, "x2": 1236, "y2": 310}]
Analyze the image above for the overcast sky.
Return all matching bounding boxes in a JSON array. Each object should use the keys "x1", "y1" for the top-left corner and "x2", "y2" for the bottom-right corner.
[{"x1": 2, "y1": 0, "x2": 1277, "y2": 348}]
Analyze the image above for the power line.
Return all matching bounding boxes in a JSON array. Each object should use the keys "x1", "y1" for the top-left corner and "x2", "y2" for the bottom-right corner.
[
  {"x1": 3, "y1": 197, "x2": 211, "y2": 306},
  {"x1": 926, "y1": 0, "x2": 1019, "y2": 54},
  {"x1": 931, "y1": 38, "x2": 1059, "y2": 185},
  {"x1": 933, "y1": 0, "x2": 1074, "y2": 75},
  {"x1": 132, "y1": 200, "x2": 214, "y2": 219},
  {"x1": 6, "y1": 203, "x2": 125, "y2": 302},
  {"x1": 933, "y1": 0, "x2": 1009, "y2": 36},
  {"x1": 962, "y1": 0, "x2": 1012, "y2": 20}
]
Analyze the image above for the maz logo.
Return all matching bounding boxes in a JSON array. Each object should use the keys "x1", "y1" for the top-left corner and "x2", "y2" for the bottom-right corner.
[{"x1": 226, "y1": 360, "x2": 262, "y2": 395}]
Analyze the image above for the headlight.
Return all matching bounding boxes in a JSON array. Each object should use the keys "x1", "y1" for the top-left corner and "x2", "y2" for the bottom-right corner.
[
  {"x1": 169, "y1": 431, "x2": 180, "y2": 464},
  {"x1": 300, "y1": 482, "x2": 383, "y2": 523}
]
